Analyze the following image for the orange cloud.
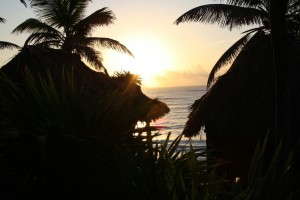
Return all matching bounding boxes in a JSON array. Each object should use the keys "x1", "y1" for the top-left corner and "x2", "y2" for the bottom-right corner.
[{"x1": 152, "y1": 66, "x2": 209, "y2": 88}]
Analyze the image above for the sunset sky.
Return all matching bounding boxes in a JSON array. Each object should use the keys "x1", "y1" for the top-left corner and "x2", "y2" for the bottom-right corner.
[{"x1": 0, "y1": 0, "x2": 248, "y2": 88}]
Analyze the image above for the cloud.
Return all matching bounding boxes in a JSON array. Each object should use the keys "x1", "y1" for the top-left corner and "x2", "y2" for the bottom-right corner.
[
  {"x1": 199, "y1": 38, "x2": 238, "y2": 48},
  {"x1": 152, "y1": 66, "x2": 209, "y2": 87}
]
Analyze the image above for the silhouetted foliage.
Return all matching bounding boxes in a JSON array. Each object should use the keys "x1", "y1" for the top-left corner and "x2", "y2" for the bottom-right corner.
[
  {"x1": 177, "y1": 0, "x2": 300, "y2": 188},
  {"x1": 0, "y1": 52, "x2": 172, "y2": 199},
  {"x1": 13, "y1": 0, "x2": 132, "y2": 74}
]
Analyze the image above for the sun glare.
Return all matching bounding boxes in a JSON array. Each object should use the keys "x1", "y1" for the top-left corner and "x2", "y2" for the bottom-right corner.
[{"x1": 104, "y1": 36, "x2": 173, "y2": 87}]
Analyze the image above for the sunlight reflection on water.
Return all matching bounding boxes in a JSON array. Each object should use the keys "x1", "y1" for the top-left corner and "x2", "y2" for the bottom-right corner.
[{"x1": 140, "y1": 85, "x2": 207, "y2": 148}]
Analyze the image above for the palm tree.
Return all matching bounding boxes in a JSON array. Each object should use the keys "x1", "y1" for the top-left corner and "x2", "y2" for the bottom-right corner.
[
  {"x1": 12, "y1": 0, "x2": 132, "y2": 74},
  {"x1": 175, "y1": 0, "x2": 300, "y2": 89},
  {"x1": 0, "y1": 17, "x2": 21, "y2": 50},
  {"x1": 269, "y1": 0, "x2": 300, "y2": 160},
  {"x1": 176, "y1": 0, "x2": 300, "y2": 144},
  {"x1": 176, "y1": 0, "x2": 300, "y2": 185}
]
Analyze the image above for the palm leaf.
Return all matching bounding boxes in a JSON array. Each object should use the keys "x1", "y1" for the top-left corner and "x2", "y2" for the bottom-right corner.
[
  {"x1": 12, "y1": 18, "x2": 61, "y2": 35},
  {"x1": 36, "y1": 39, "x2": 61, "y2": 48},
  {"x1": 29, "y1": 0, "x2": 66, "y2": 27},
  {"x1": 49, "y1": 0, "x2": 89, "y2": 28},
  {"x1": 20, "y1": 0, "x2": 27, "y2": 7},
  {"x1": 30, "y1": 0, "x2": 90, "y2": 28},
  {"x1": 75, "y1": 45, "x2": 108, "y2": 73},
  {"x1": 69, "y1": 0, "x2": 90, "y2": 23},
  {"x1": 87, "y1": 37, "x2": 133, "y2": 57},
  {"x1": 242, "y1": 26, "x2": 266, "y2": 34},
  {"x1": 25, "y1": 0, "x2": 92, "y2": 8},
  {"x1": 74, "y1": 7, "x2": 116, "y2": 37},
  {"x1": 0, "y1": 41, "x2": 21, "y2": 50},
  {"x1": 24, "y1": 0, "x2": 47, "y2": 7},
  {"x1": 207, "y1": 32, "x2": 253, "y2": 88},
  {"x1": 174, "y1": 4, "x2": 266, "y2": 30},
  {"x1": 0, "y1": 17, "x2": 5, "y2": 23},
  {"x1": 230, "y1": 30, "x2": 268, "y2": 70},
  {"x1": 228, "y1": 0, "x2": 268, "y2": 8},
  {"x1": 24, "y1": 32, "x2": 62, "y2": 46}
]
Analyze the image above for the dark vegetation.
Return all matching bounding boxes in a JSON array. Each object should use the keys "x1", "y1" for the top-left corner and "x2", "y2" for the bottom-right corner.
[
  {"x1": 176, "y1": 0, "x2": 300, "y2": 198},
  {"x1": 0, "y1": 0, "x2": 299, "y2": 199}
]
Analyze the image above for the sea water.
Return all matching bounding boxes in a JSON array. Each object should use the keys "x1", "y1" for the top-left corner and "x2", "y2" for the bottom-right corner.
[{"x1": 141, "y1": 85, "x2": 207, "y2": 148}]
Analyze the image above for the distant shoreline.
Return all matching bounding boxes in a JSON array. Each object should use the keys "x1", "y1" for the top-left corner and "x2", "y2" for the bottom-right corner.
[{"x1": 143, "y1": 85, "x2": 206, "y2": 90}]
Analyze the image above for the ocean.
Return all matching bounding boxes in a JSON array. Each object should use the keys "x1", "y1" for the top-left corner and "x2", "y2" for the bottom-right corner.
[{"x1": 141, "y1": 85, "x2": 207, "y2": 148}]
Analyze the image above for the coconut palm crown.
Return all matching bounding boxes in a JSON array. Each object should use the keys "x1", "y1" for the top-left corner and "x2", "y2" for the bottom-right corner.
[
  {"x1": 175, "y1": 0, "x2": 300, "y2": 89},
  {"x1": 12, "y1": 0, "x2": 133, "y2": 74}
]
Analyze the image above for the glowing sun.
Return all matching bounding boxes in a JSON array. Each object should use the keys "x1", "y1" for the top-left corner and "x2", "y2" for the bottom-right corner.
[{"x1": 104, "y1": 36, "x2": 174, "y2": 87}]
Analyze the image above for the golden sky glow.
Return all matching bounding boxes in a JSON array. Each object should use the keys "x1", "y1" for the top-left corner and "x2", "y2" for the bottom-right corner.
[
  {"x1": 0, "y1": 0, "x2": 250, "y2": 88},
  {"x1": 103, "y1": 35, "x2": 174, "y2": 87}
]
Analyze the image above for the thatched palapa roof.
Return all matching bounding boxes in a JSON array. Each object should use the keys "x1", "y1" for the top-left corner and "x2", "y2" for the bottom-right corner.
[
  {"x1": 183, "y1": 33, "x2": 275, "y2": 144},
  {"x1": 0, "y1": 46, "x2": 170, "y2": 124}
]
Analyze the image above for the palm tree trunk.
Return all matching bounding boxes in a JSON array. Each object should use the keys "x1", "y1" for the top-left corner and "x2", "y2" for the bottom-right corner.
[
  {"x1": 270, "y1": 3, "x2": 300, "y2": 197},
  {"x1": 270, "y1": 1, "x2": 288, "y2": 137},
  {"x1": 270, "y1": 0, "x2": 300, "y2": 150}
]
